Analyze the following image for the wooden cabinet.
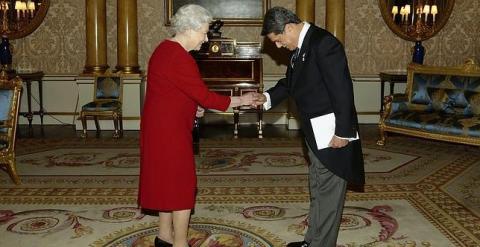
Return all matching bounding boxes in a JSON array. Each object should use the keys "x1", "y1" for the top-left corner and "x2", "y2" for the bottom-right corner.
[{"x1": 195, "y1": 54, "x2": 264, "y2": 138}]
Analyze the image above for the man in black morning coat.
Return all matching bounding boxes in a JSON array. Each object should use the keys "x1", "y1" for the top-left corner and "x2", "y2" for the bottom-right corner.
[{"x1": 256, "y1": 7, "x2": 365, "y2": 247}]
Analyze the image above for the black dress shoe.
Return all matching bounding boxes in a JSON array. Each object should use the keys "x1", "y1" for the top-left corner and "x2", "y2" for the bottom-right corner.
[
  {"x1": 154, "y1": 237, "x2": 173, "y2": 247},
  {"x1": 286, "y1": 241, "x2": 309, "y2": 247}
]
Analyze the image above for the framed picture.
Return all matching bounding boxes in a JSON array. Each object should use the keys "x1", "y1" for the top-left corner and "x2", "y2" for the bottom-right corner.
[{"x1": 165, "y1": 0, "x2": 270, "y2": 26}]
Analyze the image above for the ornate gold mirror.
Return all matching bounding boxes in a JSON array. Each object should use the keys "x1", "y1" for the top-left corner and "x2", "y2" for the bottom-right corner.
[
  {"x1": 0, "y1": 0, "x2": 50, "y2": 39},
  {"x1": 379, "y1": 0, "x2": 454, "y2": 42},
  {"x1": 379, "y1": 0, "x2": 454, "y2": 63}
]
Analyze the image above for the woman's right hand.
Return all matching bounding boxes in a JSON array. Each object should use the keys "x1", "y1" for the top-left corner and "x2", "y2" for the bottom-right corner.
[
  {"x1": 240, "y1": 92, "x2": 265, "y2": 106},
  {"x1": 229, "y1": 92, "x2": 265, "y2": 108}
]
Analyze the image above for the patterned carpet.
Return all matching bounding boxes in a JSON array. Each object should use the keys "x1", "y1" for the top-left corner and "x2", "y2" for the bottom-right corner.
[{"x1": 0, "y1": 133, "x2": 479, "y2": 247}]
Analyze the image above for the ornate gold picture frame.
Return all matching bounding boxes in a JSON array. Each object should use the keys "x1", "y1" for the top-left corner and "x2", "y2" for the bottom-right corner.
[
  {"x1": 165, "y1": 0, "x2": 270, "y2": 26},
  {"x1": 0, "y1": 0, "x2": 50, "y2": 40}
]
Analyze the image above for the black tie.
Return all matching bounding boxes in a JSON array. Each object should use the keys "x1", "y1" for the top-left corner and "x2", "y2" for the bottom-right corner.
[{"x1": 290, "y1": 48, "x2": 300, "y2": 68}]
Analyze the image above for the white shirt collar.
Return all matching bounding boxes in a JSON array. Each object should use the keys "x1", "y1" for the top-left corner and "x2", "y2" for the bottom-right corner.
[{"x1": 297, "y1": 22, "x2": 310, "y2": 50}]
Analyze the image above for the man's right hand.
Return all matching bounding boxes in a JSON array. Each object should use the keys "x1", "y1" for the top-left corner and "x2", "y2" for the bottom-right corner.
[
  {"x1": 251, "y1": 92, "x2": 267, "y2": 106},
  {"x1": 240, "y1": 92, "x2": 266, "y2": 107}
]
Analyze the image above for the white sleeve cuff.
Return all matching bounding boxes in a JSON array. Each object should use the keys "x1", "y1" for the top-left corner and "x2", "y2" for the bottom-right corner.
[{"x1": 263, "y1": 92, "x2": 272, "y2": 110}]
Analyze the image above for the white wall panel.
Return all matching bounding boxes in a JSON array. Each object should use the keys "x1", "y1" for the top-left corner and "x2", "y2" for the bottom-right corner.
[{"x1": 24, "y1": 73, "x2": 408, "y2": 130}]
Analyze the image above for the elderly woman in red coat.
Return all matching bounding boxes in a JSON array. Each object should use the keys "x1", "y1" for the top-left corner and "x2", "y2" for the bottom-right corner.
[{"x1": 139, "y1": 4, "x2": 260, "y2": 247}]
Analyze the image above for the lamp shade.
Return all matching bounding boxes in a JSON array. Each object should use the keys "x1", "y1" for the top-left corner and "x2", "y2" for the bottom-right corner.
[
  {"x1": 423, "y1": 5, "x2": 430, "y2": 14},
  {"x1": 431, "y1": 5, "x2": 438, "y2": 15},
  {"x1": 405, "y1": 4, "x2": 411, "y2": 14},
  {"x1": 392, "y1": 6, "x2": 398, "y2": 14},
  {"x1": 27, "y1": 1, "x2": 35, "y2": 10},
  {"x1": 14, "y1": 0, "x2": 21, "y2": 10}
]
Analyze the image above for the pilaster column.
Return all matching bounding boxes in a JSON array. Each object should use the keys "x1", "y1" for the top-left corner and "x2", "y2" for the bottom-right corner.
[
  {"x1": 84, "y1": 0, "x2": 108, "y2": 74},
  {"x1": 296, "y1": 0, "x2": 315, "y2": 22},
  {"x1": 116, "y1": 0, "x2": 140, "y2": 74},
  {"x1": 325, "y1": 0, "x2": 345, "y2": 44}
]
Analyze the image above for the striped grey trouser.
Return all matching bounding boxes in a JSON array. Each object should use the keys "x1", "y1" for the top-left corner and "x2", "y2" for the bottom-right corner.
[{"x1": 304, "y1": 143, "x2": 347, "y2": 247}]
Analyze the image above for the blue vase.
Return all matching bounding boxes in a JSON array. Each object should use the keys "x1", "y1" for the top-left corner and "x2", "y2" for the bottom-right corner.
[
  {"x1": 0, "y1": 36, "x2": 12, "y2": 70},
  {"x1": 412, "y1": 41, "x2": 425, "y2": 64}
]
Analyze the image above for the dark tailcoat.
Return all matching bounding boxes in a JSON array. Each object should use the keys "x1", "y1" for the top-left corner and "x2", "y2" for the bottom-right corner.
[{"x1": 267, "y1": 25, "x2": 365, "y2": 185}]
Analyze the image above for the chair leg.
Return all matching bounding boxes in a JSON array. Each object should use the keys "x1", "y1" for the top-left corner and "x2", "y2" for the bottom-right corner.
[
  {"x1": 377, "y1": 125, "x2": 387, "y2": 146},
  {"x1": 94, "y1": 116, "x2": 101, "y2": 138},
  {"x1": 6, "y1": 158, "x2": 20, "y2": 185},
  {"x1": 233, "y1": 109, "x2": 239, "y2": 139},
  {"x1": 257, "y1": 108, "x2": 263, "y2": 139},
  {"x1": 119, "y1": 113, "x2": 124, "y2": 137},
  {"x1": 113, "y1": 114, "x2": 120, "y2": 139},
  {"x1": 80, "y1": 112, "x2": 87, "y2": 138}
]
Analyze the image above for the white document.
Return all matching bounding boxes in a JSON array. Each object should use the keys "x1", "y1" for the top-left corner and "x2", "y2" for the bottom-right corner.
[{"x1": 310, "y1": 113, "x2": 359, "y2": 150}]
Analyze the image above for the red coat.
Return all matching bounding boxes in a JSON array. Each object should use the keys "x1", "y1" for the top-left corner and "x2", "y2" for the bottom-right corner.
[{"x1": 139, "y1": 40, "x2": 230, "y2": 211}]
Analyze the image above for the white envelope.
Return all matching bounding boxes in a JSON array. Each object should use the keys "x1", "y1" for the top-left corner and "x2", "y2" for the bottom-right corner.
[{"x1": 310, "y1": 113, "x2": 359, "y2": 150}]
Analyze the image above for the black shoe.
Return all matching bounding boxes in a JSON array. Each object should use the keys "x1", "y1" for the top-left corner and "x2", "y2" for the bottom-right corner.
[
  {"x1": 154, "y1": 237, "x2": 173, "y2": 247},
  {"x1": 286, "y1": 241, "x2": 309, "y2": 247}
]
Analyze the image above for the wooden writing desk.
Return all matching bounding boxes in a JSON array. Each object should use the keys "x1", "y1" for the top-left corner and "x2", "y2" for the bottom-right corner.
[{"x1": 195, "y1": 54, "x2": 264, "y2": 138}]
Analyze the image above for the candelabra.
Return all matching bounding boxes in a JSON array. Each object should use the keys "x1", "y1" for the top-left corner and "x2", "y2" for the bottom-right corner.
[
  {"x1": 0, "y1": 1, "x2": 38, "y2": 71},
  {"x1": 392, "y1": 1, "x2": 438, "y2": 40},
  {"x1": 0, "y1": 0, "x2": 37, "y2": 33},
  {"x1": 390, "y1": 0, "x2": 439, "y2": 64}
]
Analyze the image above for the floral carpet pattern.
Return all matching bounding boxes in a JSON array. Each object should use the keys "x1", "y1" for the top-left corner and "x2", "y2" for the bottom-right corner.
[{"x1": 0, "y1": 134, "x2": 479, "y2": 246}]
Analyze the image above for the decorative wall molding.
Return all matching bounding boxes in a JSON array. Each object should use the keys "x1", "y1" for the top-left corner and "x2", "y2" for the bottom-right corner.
[{"x1": 18, "y1": 74, "x2": 387, "y2": 129}]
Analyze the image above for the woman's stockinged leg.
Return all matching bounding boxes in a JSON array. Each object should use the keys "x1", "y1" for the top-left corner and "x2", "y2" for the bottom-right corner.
[
  {"x1": 172, "y1": 209, "x2": 192, "y2": 247},
  {"x1": 158, "y1": 212, "x2": 174, "y2": 243}
]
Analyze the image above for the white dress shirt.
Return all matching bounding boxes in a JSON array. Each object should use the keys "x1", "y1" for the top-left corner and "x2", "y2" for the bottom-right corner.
[{"x1": 263, "y1": 22, "x2": 310, "y2": 110}]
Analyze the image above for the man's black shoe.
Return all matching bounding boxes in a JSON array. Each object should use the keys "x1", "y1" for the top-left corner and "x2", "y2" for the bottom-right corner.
[{"x1": 286, "y1": 241, "x2": 309, "y2": 247}]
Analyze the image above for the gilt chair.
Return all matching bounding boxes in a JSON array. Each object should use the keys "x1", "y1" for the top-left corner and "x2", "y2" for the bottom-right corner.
[
  {"x1": 80, "y1": 74, "x2": 123, "y2": 138},
  {"x1": 0, "y1": 71, "x2": 22, "y2": 184}
]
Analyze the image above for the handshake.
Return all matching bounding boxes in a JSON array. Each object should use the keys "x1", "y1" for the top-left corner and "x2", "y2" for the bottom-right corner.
[
  {"x1": 196, "y1": 92, "x2": 267, "y2": 118},
  {"x1": 239, "y1": 92, "x2": 267, "y2": 107}
]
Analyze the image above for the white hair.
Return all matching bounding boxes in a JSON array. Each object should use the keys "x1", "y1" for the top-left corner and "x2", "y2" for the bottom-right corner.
[{"x1": 171, "y1": 4, "x2": 212, "y2": 34}]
